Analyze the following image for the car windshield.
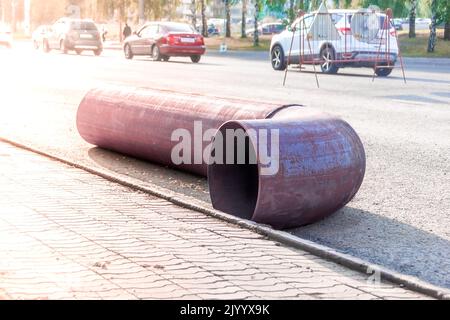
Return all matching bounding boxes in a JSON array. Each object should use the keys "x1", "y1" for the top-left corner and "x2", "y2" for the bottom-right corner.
[
  {"x1": 71, "y1": 21, "x2": 98, "y2": 31},
  {"x1": 294, "y1": 15, "x2": 313, "y2": 29},
  {"x1": 165, "y1": 23, "x2": 195, "y2": 33}
]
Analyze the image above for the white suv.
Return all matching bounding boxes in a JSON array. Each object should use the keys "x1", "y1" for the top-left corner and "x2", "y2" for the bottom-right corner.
[{"x1": 270, "y1": 9, "x2": 398, "y2": 76}]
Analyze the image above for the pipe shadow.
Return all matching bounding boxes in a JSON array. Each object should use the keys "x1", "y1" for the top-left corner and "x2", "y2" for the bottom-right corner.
[
  {"x1": 87, "y1": 147, "x2": 210, "y2": 203},
  {"x1": 289, "y1": 206, "x2": 450, "y2": 289}
]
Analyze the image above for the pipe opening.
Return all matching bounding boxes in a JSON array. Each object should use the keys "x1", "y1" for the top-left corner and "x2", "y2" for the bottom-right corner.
[{"x1": 208, "y1": 122, "x2": 259, "y2": 220}]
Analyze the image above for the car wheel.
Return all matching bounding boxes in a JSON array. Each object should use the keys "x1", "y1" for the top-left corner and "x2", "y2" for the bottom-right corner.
[
  {"x1": 271, "y1": 45, "x2": 286, "y2": 71},
  {"x1": 152, "y1": 45, "x2": 162, "y2": 61},
  {"x1": 124, "y1": 44, "x2": 133, "y2": 59},
  {"x1": 374, "y1": 67, "x2": 393, "y2": 77},
  {"x1": 190, "y1": 55, "x2": 201, "y2": 63},
  {"x1": 320, "y1": 46, "x2": 339, "y2": 74},
  {"x1": 162, "y1": 55, "x2": 170, "y2": 62},
  {"x1": 60, "y1": 40, "x2": 68, "y2": 54},
  {"x1": 75, "y1": 49, "x2": 83, "y2": 55},
  {"x1": 93, "y1": 49, "x2": 102, "y2": 56}
]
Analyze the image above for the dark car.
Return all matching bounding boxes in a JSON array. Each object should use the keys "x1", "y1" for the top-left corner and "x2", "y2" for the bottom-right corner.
[
  {"x1": 208, "y1": 24, "x2": 219, "y2": 36},
  {"x1": 246, "y1": 22, "x2": 285, "y2": 37},
  {"x1": 124, "y1": 22, "x2": 205, "y2": 63},
  {"x1": 393, "y1": 19, "x2": 403, "y2": 31},
  {"x1": 43, "y1": 18, "x2": 103, "y2": 56},
  {"x1": 195, "y1": 23, "x2": 219, "y2": 36}
]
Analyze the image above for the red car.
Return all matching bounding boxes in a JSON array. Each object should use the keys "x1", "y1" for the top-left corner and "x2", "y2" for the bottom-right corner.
[{"x1": 123, "y1": 22, "x2": 205, "y2": 63}]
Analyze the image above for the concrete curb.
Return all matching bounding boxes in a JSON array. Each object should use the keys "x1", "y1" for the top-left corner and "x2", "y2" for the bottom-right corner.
[{"x1": 1, "y1": 136, "x2": 449, "y2": 300}]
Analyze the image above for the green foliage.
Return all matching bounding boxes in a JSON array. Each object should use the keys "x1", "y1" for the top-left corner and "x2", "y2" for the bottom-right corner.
[
  {"x1": 436, "y1": 0, "x2": 450, "y2": 24},
  {"x1": 358, "y1": 0, "x2": 409, "y2": 17}
]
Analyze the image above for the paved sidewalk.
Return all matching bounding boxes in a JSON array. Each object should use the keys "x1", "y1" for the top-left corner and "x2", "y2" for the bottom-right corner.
[{"x1": 0, "y1": 142, "x2": 430, "y2": 299}]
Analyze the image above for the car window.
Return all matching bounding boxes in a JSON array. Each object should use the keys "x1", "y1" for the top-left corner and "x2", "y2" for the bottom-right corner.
[
  {"x1": 164, "y1": 23, "x2": 195, "y2": 33},
  {"x1": 275, "y1": 24, "x2": 285, "y2": 31},
  {"x1": 140, "y1": 25, "x2": 158, "y2": 37},
  {"x1": 71, "y1": 21, "x2": 98, "y2": 31},
  {"x1": 348, "y1": 14, "x2": 392, "y2": 30},
  {"x1": 294, "y1": 15, "x2": 313, "y2": 30},
  {"x1": 331, "y1": 14, "x2": 343, "y2": 24}
]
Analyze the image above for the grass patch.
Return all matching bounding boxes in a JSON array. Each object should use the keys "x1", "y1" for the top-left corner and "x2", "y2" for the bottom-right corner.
[
  {"x1": 205, "y1": 35, "x2": 271, "y2": 51},
  {"x1": 398, "y1": 29, "x2": 450, "y2": 58}
]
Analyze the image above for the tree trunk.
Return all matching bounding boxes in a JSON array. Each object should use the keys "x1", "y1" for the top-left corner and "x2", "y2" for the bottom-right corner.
[
  {"x1": 1, "y1": 0, "x2": 5, "y2": 23},
  {"x1": 201, "y1": 0, "x2": 207, "y2": 37},
  {"x1": 11, "y1": 0, "x2": 16, "y2": 33},
  {"x1": 253, "y1": 1, "x2": 259, "y2": 47},
  {"x1": 138, "y1": 0, "x2": 145, "y2": 25},
  {"x1": 225, "y1": 0, "x2": 231, "y2": 38},
  {"x1": 445, "y1": 22, "x2": 450, "y2": 40},
  {"x1": 445, "y1": 0, "x2": 450, "y2": 40},
  {"x1": 241, "y1": 0, "x2": 247, "y2": 38},
  {"x1": 191, "y1": 0, "x2": 197, "y2": 29},
  {"x1": 409, "y1": 0, "x2": 416, "y2": 38},
  {"x1": 427, "y1": 0, "x2": 437, "y2": 52}
]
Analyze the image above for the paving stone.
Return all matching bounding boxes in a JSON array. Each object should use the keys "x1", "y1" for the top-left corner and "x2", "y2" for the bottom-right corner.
[{"x1": 0, "y1": 142, "x2": 433, "y2": 300}]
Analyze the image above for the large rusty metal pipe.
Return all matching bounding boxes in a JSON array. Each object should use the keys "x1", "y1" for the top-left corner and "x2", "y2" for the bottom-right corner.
[
  {"x1": 76, "y1": 86, "x2": 296, "y2": 176},
  {"x1": 76, "y1": 86, "x2": 366, "y2": 229},
  {"x1": 207, "y1": 108, "x2": 366, "y2": 229}
]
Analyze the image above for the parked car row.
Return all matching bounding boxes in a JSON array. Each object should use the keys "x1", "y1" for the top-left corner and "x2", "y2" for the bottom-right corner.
[{"x1": 31, "y1": 19, "x2": 206, "y2": 63}]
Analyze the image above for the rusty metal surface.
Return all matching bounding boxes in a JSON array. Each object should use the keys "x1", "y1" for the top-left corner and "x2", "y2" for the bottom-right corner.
[
  {"x1": 208, "y1": 108, "x2": 366, "y2": 229},
  {"x1": 77, "y1": 86, "x2": 365, "y2": 229},
  {"x1": 76, "y1": 86, "x2": 296, "y2": 175}
]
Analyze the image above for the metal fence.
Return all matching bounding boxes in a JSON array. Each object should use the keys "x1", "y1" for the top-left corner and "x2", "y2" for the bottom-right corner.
[{"x1": 283, "y1": 7, "x2": 406, "y2": 86}]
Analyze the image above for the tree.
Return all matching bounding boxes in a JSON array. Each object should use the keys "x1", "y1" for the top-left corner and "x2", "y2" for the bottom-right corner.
[
  {"x1": 191, "y1": 0, "x2": 197, "y2": 28},
  {"x1": 428, "y1": 0, "x2": 437, "y2": 52},
  {"x1": 358, "y1": 0, "x2": 408, "y2": 18},
  {"x1": 241, "y1": 0, "x2": 247, "y2": 38},
  {"x1": 30, "y1": 0, "x2": 66, "y2": 26},
  {"x1": 409, "y1": 0, "x2": 416, "y2": 38},
  {"x1": 288, "y1": 0, "x2": 295, "y2": 23},
  {"x1": 253, "y1": 0, "x2": 262, "y2": 46},
  {"x1": 225, "y1": 0, "x2": 231, "y2": 37},
  {"x1": 436, "y1": 0, "x2": 450, "y2": 40},
  {"x1": 200, "y1": 0, "x2": 207, "y2": 36}
]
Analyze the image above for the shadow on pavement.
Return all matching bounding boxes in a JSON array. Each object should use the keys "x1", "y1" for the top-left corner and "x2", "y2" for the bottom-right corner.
[
  {"x1": 286, "y1": 68, "x2": 450, "y2": 85},
  {"x1": 290, "y1": 206, "x2": 450, "y2": 289},
  {"x1": 383, "y1": 94, "x2": 448, "y2": 104},
  {"x1": 87, "y1": 147, "x2": 210, "y2": 203},
  {"x1": 88, "y1": 146, "x2": 450, "y2": 289}
]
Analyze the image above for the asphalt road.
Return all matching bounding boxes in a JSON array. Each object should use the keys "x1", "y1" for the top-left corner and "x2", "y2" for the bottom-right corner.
[{"x1": 0, "y1": 42, "x2": 449, "y2": 288}]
